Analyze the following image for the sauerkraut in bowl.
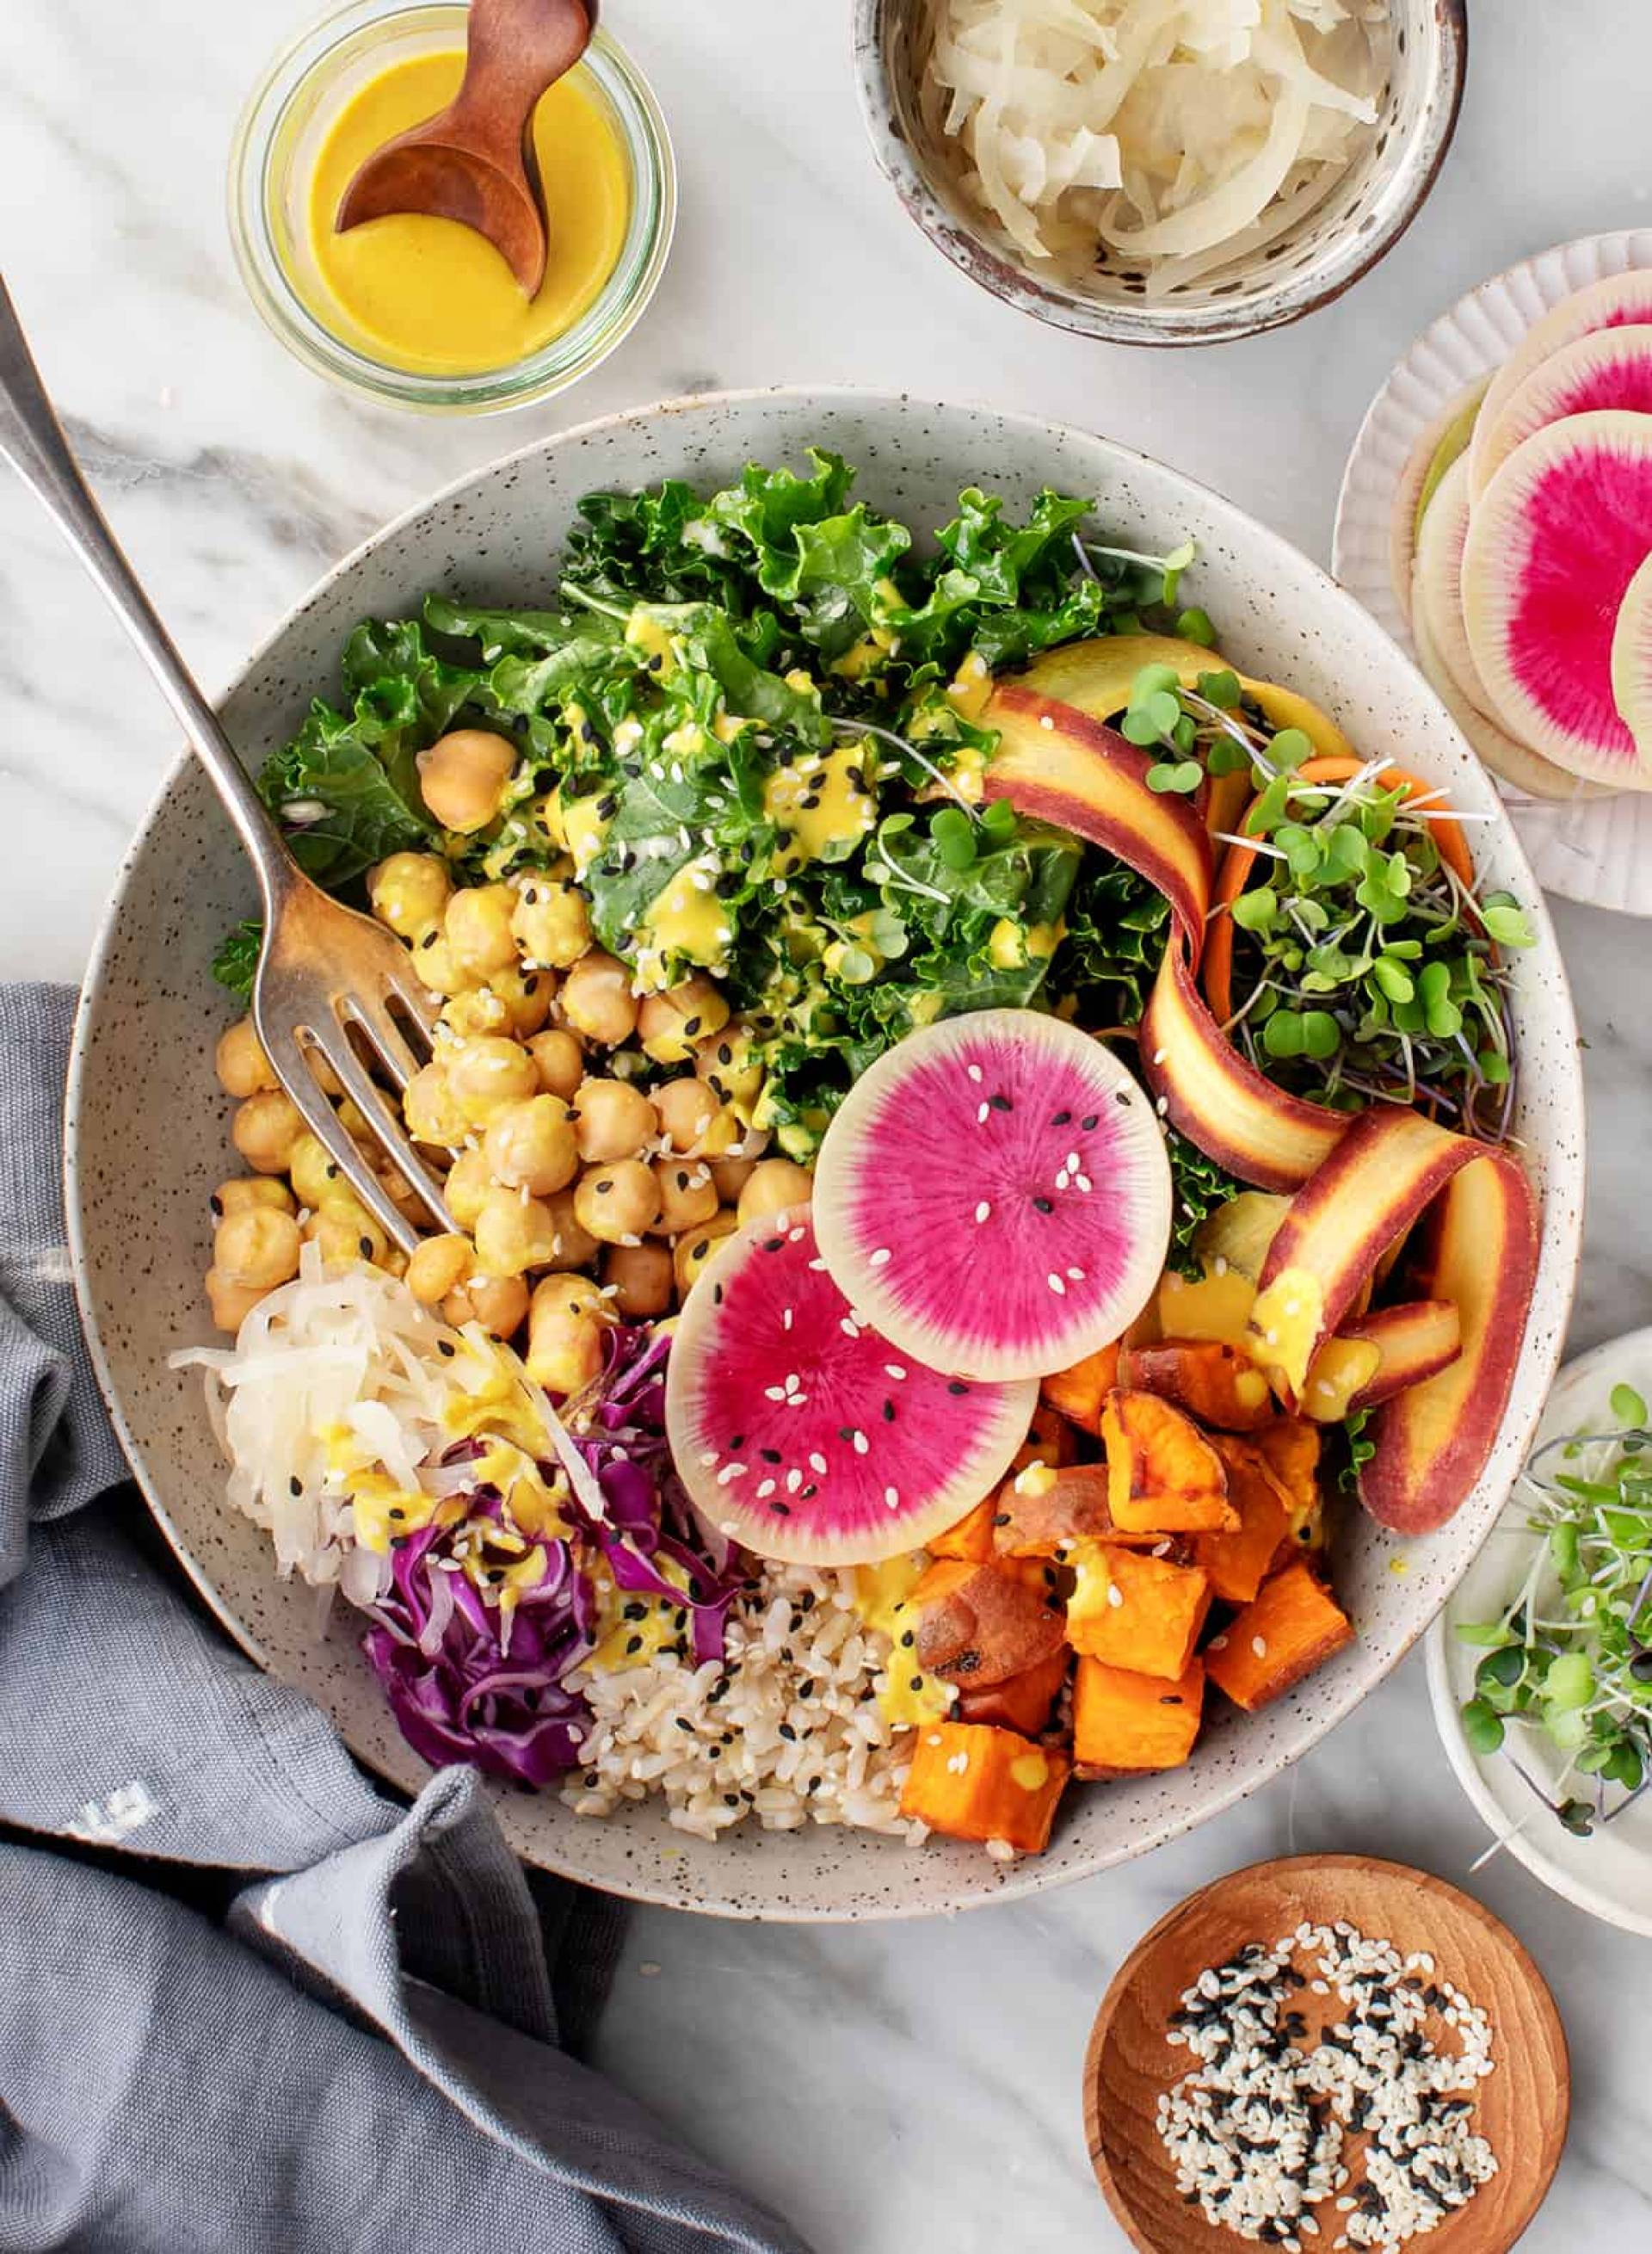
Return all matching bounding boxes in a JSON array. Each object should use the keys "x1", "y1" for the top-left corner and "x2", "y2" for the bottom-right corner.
[{"x1": 854, "y1": 0, "x2": 1465, "y2": 344}]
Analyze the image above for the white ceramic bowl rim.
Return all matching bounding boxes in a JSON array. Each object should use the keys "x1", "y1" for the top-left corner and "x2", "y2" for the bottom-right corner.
[{"x1": 67, "y1": 386, "x2": 1584, "y2": 1918}]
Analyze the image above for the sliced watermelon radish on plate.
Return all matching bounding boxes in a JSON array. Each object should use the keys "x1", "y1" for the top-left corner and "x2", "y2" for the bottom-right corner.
[
  {"x1": 1467, "y1": 269, "x2": 1652, "y2": 501},
  {"x1": 665, "y1": 1210, "x2": 1036, "y2": 1566},
  {"x1": 1471, "y1": 325, "x2": 1652, "y2": 498},
  {"x1": 811, "y1": 1010, "x2": 1171, "y2": 1382},
  {"x1": 1460, "y1": 411, "x2": 1652, "y2": 791}
]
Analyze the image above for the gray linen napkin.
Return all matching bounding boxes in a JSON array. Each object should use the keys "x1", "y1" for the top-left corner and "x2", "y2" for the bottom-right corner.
[{"x1": 0, "y1": 983, "x2": 807, "y2": 2254}]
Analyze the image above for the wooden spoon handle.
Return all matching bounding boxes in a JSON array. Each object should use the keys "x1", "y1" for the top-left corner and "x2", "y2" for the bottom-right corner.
[{"x1": 447, "y1": 0, "x2": 591, "y2": 140}]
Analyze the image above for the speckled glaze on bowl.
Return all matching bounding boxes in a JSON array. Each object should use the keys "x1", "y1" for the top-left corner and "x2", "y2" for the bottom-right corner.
[
  {"x1": 67, "y1": 390, "x2": 1583, "y2": 1920},
  {"x1": 852, "y1": 0, "x2": 1466, "y2": 347}
]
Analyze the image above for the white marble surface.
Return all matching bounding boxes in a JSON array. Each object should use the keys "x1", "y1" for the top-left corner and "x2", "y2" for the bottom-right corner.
[{"x1": 3, "y1": 2, "x2": 1650, "y2": 2245}]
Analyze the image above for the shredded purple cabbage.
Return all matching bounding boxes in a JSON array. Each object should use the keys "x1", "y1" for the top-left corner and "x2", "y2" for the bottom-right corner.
[{"x1": 360, "y1": 1324, "x2": 741, "y2": 1785}]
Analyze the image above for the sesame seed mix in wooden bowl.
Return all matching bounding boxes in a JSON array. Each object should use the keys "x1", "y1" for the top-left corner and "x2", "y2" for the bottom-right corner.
[{"x1": 1082, "y1": 1855, "x2": 1568, "y2": 2254}]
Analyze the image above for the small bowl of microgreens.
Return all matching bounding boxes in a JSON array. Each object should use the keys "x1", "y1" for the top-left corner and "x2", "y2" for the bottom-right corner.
[{"x1": 1428, "y1": 1328, "x2": 1652, "y2": 1936}]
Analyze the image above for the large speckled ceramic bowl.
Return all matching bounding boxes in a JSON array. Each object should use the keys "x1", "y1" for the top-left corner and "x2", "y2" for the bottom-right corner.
[{"x1": 68, "y1": 391, "x2": 1583, "y2": 1919}]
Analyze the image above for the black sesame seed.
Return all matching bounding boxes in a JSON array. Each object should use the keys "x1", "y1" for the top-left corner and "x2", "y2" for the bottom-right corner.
[
  {"x1": 1081, "y1": 1113, "x2": 1100, "y2": 1129},
  {"x1": 683, "y1": 1016, "x2": 702, "y2": 1037},
  {"x1": 676, "y1": 1170, "x2": 690, "y2": 1190},
  {"x1": 771, "y1": 1501, "x2": 792, "y2": 1516},
  {"x1": 437, "y1": 1339, "x2": 455, "y2": 1358},
  {"x1": 799, "y1": 1483, "x2": 817, "y2": 1500},
  {"x1": 764, "y1": 1236, "x2": 785, "y2": 1252},
  {"x1": 358, "y1": 1236, "x2": 373, "y2": 1257},
  {"x1": 288, "y1": 1476, "x2": 303, "y2": 1498},
  {"x1": 1051, "y1": 1109, "x2": 1072, "y2": 1125},
  {"x1": 208, "y1": 1194, "x2": 224, "y2": 1218},
  {"x1": 993, "y1": 1510, "x2": 1011, "y2": 1526},
  {"x1": 1033, "y1": 1195, "x2": 1053, "y2": 1213},
  {"x1": 909, "y1": 1676, "x2": 923, "y2": 1692},
  {"x1": 760, "y1": 1448, "x2": 782, "y2": 1464},
  {"x1": 626, "y1": 1634, "x2": 644, "y2": 1654},
  {"x1": 989, "y1": 1093, "x2": 1012, "y2": 1112},
  {"x1": 947, "y1": 1380, "x2": 970, "y2": 1395},
  {"x1": 882, "y1": 1400, "x2": 897, "y2": 1422},
  {"x1": 779, "y1": 1723, "x2": 798, "y2": 1742},
  {"x1": 728, "y1": 1434, "x2": 745, "y2": 1448}
]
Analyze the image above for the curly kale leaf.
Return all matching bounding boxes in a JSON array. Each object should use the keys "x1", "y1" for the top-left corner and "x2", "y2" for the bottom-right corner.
[
  {"x1": 1165, "y1": 1130, "x2": 1242, "y2": 1279},
  {"x1": 211, "y1": 919, "x2": 262, "y2": 1001},
  {"x1": 256, "y1": 620, "x2": 484, "y2": 888}
]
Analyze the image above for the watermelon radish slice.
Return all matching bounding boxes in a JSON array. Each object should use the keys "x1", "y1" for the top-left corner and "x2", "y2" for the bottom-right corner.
[
  {"x1": 1387, "y1": 379, "x2": 1488, "y2": 624},
  {"x1": 1410, "y1": 572, "x2": 1606, "y2": 803},
  {"x1": 1473, "y1": 326, "x2": 1652, "y2": 497},
  {"x1": 1459, "y1": 411, "x2": 1652, "y2": 791},
  {"x1": 664, "y1": 1210, "x2": 1036, "y2": 1566},
  {"x1": 1468, "y1": 269, "x2": 1652, "y2": 501},
  {"x1": 1612, "y1": 551, "x2": 1652, "y2": 759},
  {"x1": 811, "y1": 1010, "x2": 1171, "y2": 1382}
]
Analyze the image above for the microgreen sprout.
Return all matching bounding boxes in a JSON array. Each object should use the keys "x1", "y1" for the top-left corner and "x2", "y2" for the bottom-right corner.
[{"x1": 1458, "y1": 1386, "x2": 1652, "y2": 1839}]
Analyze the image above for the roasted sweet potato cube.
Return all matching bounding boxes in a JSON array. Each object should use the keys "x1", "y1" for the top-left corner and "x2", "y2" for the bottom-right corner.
[
  {"x1": 1065, "y1": 1542, "x2": 1212, "y2": 1680},
  {"x1": 1100, "y1": 1390, "x2": 1238, "y2": 1535},
  {"x1": 1193, "y1": 1436, "x2": 1291, "y2": 1606},
  {"x1": 993, "y1": 1464, "x2": 1119, "y2": 1558},
  {"x1": 899, "y1": 1721, "x2": 1070, "y2": 1853},
  {"x1": 956, "y1": 1646, "x2": 1070, "y2": 1736},
  {"x1": 1118, "y1": 1338, "x2": 1274, "y2": 1432},
  {"x1": 912, "y1": 1559, "x2": 1067, "y2": 1690},
  {"x1": 1073, "y1": 1656, "x2": 1205, "y2": 1777},
  {"x1": 928, "y1": 1493, "x2": 1000, "y2": 1562},
  {"x1": 1039, "y1": 1342, "x2": 1119, "y2": 1436},
  {"x1": 1205, "y1": 1560, "x2": 1353, "y2": 1713},
  {"x1": 1252, "y1": 1417, "x2": 1325, "y2": 1554},
  {"x1": 1009, "y1": 1399, "x2": 1079, "y2": 1476}
]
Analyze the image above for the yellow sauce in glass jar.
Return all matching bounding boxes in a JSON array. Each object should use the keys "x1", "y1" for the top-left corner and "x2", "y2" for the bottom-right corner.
[{"x1": 300, "y1": 48, "x2": 630, "y2": 376}]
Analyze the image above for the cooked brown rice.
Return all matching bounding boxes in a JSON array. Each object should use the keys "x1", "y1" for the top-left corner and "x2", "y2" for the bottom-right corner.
[{"x1": 561, "y1": 1563, "x2": 929, "y2": 1842}]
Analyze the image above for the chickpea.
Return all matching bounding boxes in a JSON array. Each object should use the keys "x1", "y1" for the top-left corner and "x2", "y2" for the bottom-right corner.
[
  {"x1": 231, "y1": 1090, "x2": 305, "y2": 1176},
  {"x1": 410, "y1": 927, "x2": 475, "y2": 997},
  {"x1": 573, "y1": 1076, "x2": 655, "y2": 1164},
  {"x1": 444, "y1": 1271, "x2": 530, "y2": 1339},
  {"x1": 573, "y1": 1158, "x2": 660, "y2": 1247},
  {"x1": 560, "y1": 950, "x2": 638, "y2": 1047},
  {"x1": 602, "y1": 1239, "x2": 674, "y2": 1319},
  {"x1": 308, "y1": 1050, "x2": 345, "y2": 1099},
  {"x1": 638, "y1": 975, "x2": 730, "y2": 1065},
  {"x1": 542, "y1": 1187, "x2": 599, "y2": 1272},
  {"x1": 440, "y1": 987, "x2": 512, "y2": 1041},
  {"x1": 525, "y1": 1274, "x2": 610, "y2": 1397},
  {"x1": 527, "y1": 1027, "x2": 585, "y2": 1100},
  {"x1": 368, "y1": 852, "x2": 451, "y2": 940},
  {"x1": 511, "y1": 877, "x2": 592, "y2": 970},
  {"x1": 484, "y1": 1095, "x2": 579, "y2": 1197},
  {"x1": 215, "y1": 1018, "x2": 276, "y2": 1099},
  {"x1": 674, "y1": 1212, "x2": 740, "y2": 1302},
  {"x1": 402, "y1": 1063, "x2": 467, "y2": 1149},
  {"x1": 473, "y1": 1184, "x2": 562, "y2": 1276},
  {"x1": 305, "y1": 1201, "x2": 390, "y2": 1269},
  {"x1": 737, "y1": 1157, "x2": 815, "y2": 1227},
  {"x1": 336, "y1": 1099, "x2": 377, "y2": 1145},
  {"x1": 444, "y1": 883, "x2": 519, "y2": 983},
  {"x1": 652, "y1": 1074, "x2": 718, "y2": 1153},
  {"x1": 416, "y1": 728, "x2": 516, "y2": 834},
  {"x1": 694, "y1": 1022, "x2": 765, "y2": 1116},
  {"x1": 708, "y1": 1153, "x2": 757, "y2": 1204},
  {"x1": 377, "y1": 1165, "x2": 427, "y2": 1226},
  {"x1": 213, "y1": 1202, "x2": 302, "y2": 1291},
  {"x1": 406, "y1": 1232, "x2": 474, "y2": 1306},
  {"x1": 488, "y1": 966, "x2": 552, "y2": 1039},
  {"x1": 446, "y1": 1035, "x2": 539, "y2": 1127},
  {"x1": 213, "y1": 1176, "x2": 294, "y2": 1220},
  {"x1": 650, "y1": 1155, "x2": 719, "y2": 1238},
  {"x1": 206, "y1": 1268, "x2": 269, "y2": 1333},
  {"x1": 443, "y1": 1147, "x2": 495, "y2": 1232},
  {"x1": 289, "y1": 1131, "x2": 358, "y2": 1213}
]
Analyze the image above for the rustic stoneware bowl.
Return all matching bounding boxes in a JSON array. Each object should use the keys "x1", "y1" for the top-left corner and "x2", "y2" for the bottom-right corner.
[
  {"x1": 68, "y1": 390, "x2": 1582, "y2": 1919},
  {"x1": 852, "y1": 0, "x2": 1467, "y2": 346}
]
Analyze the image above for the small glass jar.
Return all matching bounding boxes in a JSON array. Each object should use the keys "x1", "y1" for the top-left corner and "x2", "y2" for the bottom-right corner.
[{"x1": 229, "y1": 0, "x2": 675, "y2": 413}]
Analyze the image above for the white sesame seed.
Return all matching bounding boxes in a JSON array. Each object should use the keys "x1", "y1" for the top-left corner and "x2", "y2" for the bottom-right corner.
[
  {"x1": 966, "y1": 1064, "x2": 983, "y2": 1083},
  {"x1": 697, "y1": 1450, "x2": 719, "y2": 1468},
  {"x1": 1106, "y1": 1583, "x2": 1124, "y2": 1609},
  {"x1": 977, "y1": 1102, "x2": 990, "y2": 1124},
  {"x1": 808, "y1": 1452, "x2": 828, "y2": 1475},
  {"x1": 1253, "y1": 1636, "x2": 1268, "y2": 1658},
  {"x1": 975, "y1": 1201, "x2": 991, "y2": 1223},
  {"x1": 884, "y1": 1364, "x2": 907, "y2": 1381},
  {"x1": 1067, "y1": 1266, "x2": 1085, "y2": 1281},
  {"x1": 1048, "y1": 1273, "x2": 1066, "y2": 1296},
  {"x1": 1038, "y1": 714, "x2": 1054, "y2": 731},
  {"x1": 782, "y1": 1309, "x2": 793, "y2": 1331},
  {"x1": 715, "y1": 1463, "x2": 747, "y2": 1485},
  {"x1": 868, "y1": 1247, "x2": 892, "y2": 1268},
  {"x1": 884, "y1": 1485, "x2": 900, "y2": 1509},
  {"x1": 851, "y1": 1431, "x2": 869, "y2": 1454},
  {"x1": 756, "y1": 1479, "x2": 776, "y2": 1499}
]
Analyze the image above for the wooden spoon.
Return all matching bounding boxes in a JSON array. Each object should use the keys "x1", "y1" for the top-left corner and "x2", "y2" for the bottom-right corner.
[
  {"x1": 336, "y1": 0, "x2": 594, "y2": 299},
  {"x1": 1083, "y1": 1855, "x2": 1568, "y2": 2254}
]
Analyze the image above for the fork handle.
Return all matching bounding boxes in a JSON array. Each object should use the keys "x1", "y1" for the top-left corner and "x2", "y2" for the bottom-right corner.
[{"x1": 0, "y1": 275, "x2": 286, "y2": 908}]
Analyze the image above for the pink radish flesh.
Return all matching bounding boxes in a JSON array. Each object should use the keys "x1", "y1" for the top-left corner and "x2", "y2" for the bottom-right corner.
[
  {"x1": 1476, "y1": 326, "x2": 1652, "y2": 494},
  {"x1": 663, "y1": 1210, "x2": 1036, "y2": 1566},
  {"x1": 811, "y1": 1010, "x2": 1170, "y2": 1381},
  {"x1": 1461, "y1": 411, "x2": 1652, "y2": 787},
  {"x1": 1469, "y1": 269, "x2": 1652, "y2": 500}
]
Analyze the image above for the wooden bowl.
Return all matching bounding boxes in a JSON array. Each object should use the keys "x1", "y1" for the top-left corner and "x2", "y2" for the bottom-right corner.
[{"x1": 1083, "y1": 1855, "x2": 1568, "y2": 2254}]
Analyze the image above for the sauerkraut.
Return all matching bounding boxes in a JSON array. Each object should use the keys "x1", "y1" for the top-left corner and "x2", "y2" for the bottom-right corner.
[{"x1": 922, "y1": 0, "x2": 1385, "y2": 298}]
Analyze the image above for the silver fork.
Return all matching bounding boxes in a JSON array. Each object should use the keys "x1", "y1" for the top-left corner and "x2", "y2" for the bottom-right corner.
[{"x1": 0, "y1": 275, "x2": 452, "y2": 1256}]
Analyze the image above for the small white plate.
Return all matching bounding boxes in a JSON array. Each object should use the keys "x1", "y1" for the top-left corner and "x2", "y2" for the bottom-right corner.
[
  {"x1": 1334, "y1": 230, "x2": 1652, "y2": 917},
  {"x1": 1427, "y1": 1325, "x2": 1652, "y2": 1937}
]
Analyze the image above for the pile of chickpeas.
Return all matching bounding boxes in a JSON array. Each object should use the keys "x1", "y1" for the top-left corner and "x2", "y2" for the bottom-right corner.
[{"x1": 207, "y1": 727, "x2": 816, "y2": 1399}]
